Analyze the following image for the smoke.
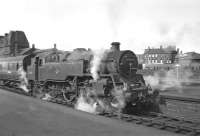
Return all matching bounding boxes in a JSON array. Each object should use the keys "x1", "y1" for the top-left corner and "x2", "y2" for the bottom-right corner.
[
  {"x1": 75, "y1": 89, "x2": 98, "y2": 114},
  {"x1": 150, "y1": 22, "x2": 200, "y2": 53},
  {"x1": 90, "y1": 49, "x2": 108, "y2": 81},
  {"x1": 75, "y1": 93, "x2": 98, "y2": 114},
  {"x1": 66, "y1": 48, "x2": 109, "y2": 81},
  {"x1": 42, "y1": 93, "x2": 52, "y2": 101},
  {"x1": 75, "y1": 85, "x2": 126, "y2": 114},
  {"x1": 106, "y1": 0, "x2": 127, "y2": 39},
  {"x1": 175, "y1": 23, "x2": 200, "y2": 53},
  {"x1": 66, "y1": 49, "x2": 92, "y2": 61},
  {"x1": 144, "y1": 68, "x2": 195, "y2": 93},
  {"x1": 144, "y1": 70, "x2": 181, "y2": 92},
  {"x1": 17, "y1": 67, "x2": 29, "y2": 93},
  {"x1": 110, "y1": 85, "x2": 126, "y2": 112}
]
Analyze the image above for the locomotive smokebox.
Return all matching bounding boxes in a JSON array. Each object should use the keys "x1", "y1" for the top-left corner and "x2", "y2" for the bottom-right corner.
[{"x1": 111, "y1": 42, "x2": 120, "y2": 51}]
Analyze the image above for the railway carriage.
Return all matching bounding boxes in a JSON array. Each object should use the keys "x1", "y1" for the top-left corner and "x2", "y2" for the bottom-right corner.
[{"x1": 0, "y1": 55, "x2": 32, "y2": 86}]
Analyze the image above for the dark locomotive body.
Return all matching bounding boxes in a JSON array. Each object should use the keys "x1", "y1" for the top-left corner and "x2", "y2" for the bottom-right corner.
[{"x1": 0, "y1": 41, "x2": 159, "y2": 113}]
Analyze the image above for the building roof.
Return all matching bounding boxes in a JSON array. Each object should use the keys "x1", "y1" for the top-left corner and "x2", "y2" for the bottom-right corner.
[
  {"x1": 176, "y1": 52, "x2": 200, "y2": 60},
  {"x1": 144, "y1": 46, "x2": 177, "y2": 54},
  {"x1": 0, "y1": 55, "x2": 27, "y2": 62}
]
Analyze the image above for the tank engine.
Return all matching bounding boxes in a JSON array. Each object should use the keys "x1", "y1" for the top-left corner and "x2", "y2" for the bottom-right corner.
[{"x1": 0, "y1": 42, "x2": 159, "y2": 113}]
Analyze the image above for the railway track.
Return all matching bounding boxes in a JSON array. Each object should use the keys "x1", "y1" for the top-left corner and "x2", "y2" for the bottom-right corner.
[
  {"x1": 100, "y1": 112, "x2": 200, "y2": 136},
  {"x1": 160, "y1": 94, "x2": 200, "y2": 121},
  {"x1": 1, "y1": 85, "x2": 200, "y2": 136}
]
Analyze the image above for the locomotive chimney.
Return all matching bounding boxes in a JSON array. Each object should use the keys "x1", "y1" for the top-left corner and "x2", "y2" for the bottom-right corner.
[
  {"x1": 32, "y1": 44, "x2": 35, "y2": 49},
  {"x1": 111, "y1": 42, "x2": 120, "y2": 51}
]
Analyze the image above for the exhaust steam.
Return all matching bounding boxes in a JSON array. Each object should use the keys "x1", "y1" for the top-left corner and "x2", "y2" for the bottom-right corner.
[
  {"x1": 18, "y1": 67, "x2": 29, "y2": 93},
  {"x1": 75, "y1": 90, "x2": 98, "y2": 114},
  {"x1": 144, "y1": 68, "x2": 195, "y2": 93},
  {"x1": 75, "y1": 86, "x2": 126, "y2": 115},
  {"x1": 90, "y1": 49, "x2": 108, "y2": 81}
]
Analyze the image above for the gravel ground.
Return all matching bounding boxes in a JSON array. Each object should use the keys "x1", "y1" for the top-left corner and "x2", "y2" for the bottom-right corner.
[{"x1": 0, "y1": 89, "x2": 181, "y2": 136}]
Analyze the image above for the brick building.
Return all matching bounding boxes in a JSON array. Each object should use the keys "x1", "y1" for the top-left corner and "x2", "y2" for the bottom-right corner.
[
  {"x1": 0, "y1": 31, "x2": 29, "y2": 56},
  {"x1": 143, "y1": 45, "x2": 178, "y2": 70},
  {"x1": 144, "y1": 45, "x2": 178, "y2": 64}
]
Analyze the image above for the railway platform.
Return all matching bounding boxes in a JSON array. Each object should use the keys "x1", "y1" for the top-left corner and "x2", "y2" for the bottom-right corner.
[{"x1": 0, "y1": 89, "x2": 181, "y2": 136}]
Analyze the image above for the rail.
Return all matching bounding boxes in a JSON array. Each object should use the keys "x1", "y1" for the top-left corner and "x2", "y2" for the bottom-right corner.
[{"x1": 160, "y1": 94, "x2": 200, "y2": 103}]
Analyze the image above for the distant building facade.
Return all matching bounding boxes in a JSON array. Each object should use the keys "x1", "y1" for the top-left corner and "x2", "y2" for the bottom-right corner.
[
  {"x1": 144, "y1": 45, "x2": 178, "y2": 64},
  {"x1": 175, "y1": 52, "x2": 200, "y2": 71},
  {"x1": 142, "y1": 45, "x2": 178, "y2": 70}
]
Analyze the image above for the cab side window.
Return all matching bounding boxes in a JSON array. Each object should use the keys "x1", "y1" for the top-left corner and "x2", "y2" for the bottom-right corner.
[{"x1": 45, "y1": 54, "x2": 60, "y2": 63}]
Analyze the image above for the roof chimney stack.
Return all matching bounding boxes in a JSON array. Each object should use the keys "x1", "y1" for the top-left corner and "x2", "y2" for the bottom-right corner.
[{"x1": 54, "y1": 43, "x2": 57, "y2": 49}]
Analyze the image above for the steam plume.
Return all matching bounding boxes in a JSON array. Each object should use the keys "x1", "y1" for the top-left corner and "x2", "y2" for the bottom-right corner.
[
  {"x1": 75, "y1": 90, "x2": 98, "y2": 114},
  {"x1": 75, "y1": 85, "x2": 127, "y2": 114},
  {"x1": 144, "y1": 68, "x2": 195, "y2": 93},
  {"x1": 111, "y1": 86, "x2": 126, "y2": 111},
  {"x1": 18, "y1": 67, "x2": 29, "y2": 93},
  {"x1": 90, "y1": 49, "x2": 107, "y2": 81},
  {"x1": 106, "y1": 0, "x2": 127, "y2": 39}
]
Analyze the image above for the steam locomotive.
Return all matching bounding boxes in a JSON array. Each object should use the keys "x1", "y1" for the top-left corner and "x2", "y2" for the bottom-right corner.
[{"x1": 0, "y1": 38, "x2": 159, "y2": 113}]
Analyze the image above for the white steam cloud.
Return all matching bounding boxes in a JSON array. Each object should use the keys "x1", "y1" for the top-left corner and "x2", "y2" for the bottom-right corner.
[
  {"x1": 75, "y1": 85, "x2": 127, "y2": 114},
  {"x1": 75, "y1": 92, "x2": 98, "y2": 114},
  {"x1": 90, "y1": 49, "x2": 108, "y2": 81},
  {"x1": 153, "y1": 22, "x2": 200, "y2": 53},
  {"x1": 144, "y1": 68, "x2": 195, "y2": 93},
  {"x1": 144, "y1": 70, "x2": 182, "y2": 92},
  {"x1": 18, "y1": 67, "x2": 29, "y2": 93},
  {"x1": 106, "y1": 0, "x2": 127, "y2": 39}
]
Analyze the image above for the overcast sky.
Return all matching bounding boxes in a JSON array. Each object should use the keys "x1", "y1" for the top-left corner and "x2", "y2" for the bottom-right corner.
[{"x1": 0, "y1": 0, "x2": 200, "y2": 53}]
